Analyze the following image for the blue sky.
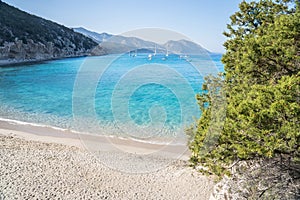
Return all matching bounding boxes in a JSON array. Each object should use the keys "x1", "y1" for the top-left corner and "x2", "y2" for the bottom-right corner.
[{"x1": 3, "y1": 0, "x2": 242, "y2": 53}]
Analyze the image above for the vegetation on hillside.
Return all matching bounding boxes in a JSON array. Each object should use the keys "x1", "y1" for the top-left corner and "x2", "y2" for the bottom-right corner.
[
  {"x1": 0, "y1": 1, "x2": 98, "y2": 60},
  {"x1": 187, "y1": 0, "x2": 299, "y2": 198}
]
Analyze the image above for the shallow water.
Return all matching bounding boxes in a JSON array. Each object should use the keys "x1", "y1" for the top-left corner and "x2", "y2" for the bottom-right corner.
[{"x1": 0, "y1": 53, "x2": 223, "y2": 141}]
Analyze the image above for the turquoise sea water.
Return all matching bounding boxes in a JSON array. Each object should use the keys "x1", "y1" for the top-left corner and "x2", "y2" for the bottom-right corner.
[{"x1": 0, "y1": 53, "x2": 223, "y2": 141}]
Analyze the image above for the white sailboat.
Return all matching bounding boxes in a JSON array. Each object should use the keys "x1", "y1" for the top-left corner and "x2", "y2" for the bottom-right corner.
[
  {"x1": 134, "y1": 49, "x2": 137, "y2": 57},
  {"x1": 162, "y1": 47, "x2": 169, "y2": 61},
  {"x1": 148, "y1": 45, "x2": 156, "y2": 60}
]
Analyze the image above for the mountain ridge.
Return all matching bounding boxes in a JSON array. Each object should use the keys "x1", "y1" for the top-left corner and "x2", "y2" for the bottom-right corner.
[
  {"x1": 73, "y1": 27, "x2": 113, "y2": 43},
  {"x1": 74, "y1": 27, "x2": 210, "y2": 55}
]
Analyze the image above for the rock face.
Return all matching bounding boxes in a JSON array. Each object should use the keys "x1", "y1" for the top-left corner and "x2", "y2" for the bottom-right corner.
[
  {"x1": 0, "y1": 39, "x2": 90, "y2": 61},
  {"x1": 0, "y1": 1, "x2": 99, "y2": 63}
]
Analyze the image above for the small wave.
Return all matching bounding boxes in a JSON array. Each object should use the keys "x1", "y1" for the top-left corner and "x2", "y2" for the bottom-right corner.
[
  {"x1": 0, "y1": 117, "x2": 70, "y2": 132},
  {"x1": 0, "y1": 117, "x2": 187, "y2": 146},
  {"x1": 104, "y1": 134, "x2": 187, "y2": 146}
]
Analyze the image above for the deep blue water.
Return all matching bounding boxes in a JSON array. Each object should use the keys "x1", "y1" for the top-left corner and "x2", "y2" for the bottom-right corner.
[{"x1": 0, "y1": 53, "x2": 223, "y2": 140}]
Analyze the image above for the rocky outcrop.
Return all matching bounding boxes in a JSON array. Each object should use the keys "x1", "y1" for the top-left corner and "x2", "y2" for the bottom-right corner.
[
  {"x1": 0, "y1": 1, "x2": 100, "y2": 64},
  {"x1": 0, "y1": 38, "x2": 91, "y2": 62}
]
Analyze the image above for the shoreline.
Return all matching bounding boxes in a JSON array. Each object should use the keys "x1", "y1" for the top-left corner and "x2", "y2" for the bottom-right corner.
[
  {"x1": 0, "y1": 54, "x2": 90, "y2": 67},
  {"x1": 0, "y1": 118, "x2": 190, "y2": 160},
  {"x1": 0, "y1": 117, "x2": 187, "y2": 146}
]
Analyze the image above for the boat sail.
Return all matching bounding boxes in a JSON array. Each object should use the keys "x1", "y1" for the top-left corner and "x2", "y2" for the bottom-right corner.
[{"x1": 148, "y1": 45, "x2": 157, "y2": 60}]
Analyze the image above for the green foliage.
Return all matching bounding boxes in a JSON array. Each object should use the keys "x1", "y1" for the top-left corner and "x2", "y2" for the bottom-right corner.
[
  {"x1": 188, "y1": 0, "x2": 300, "y2": 184},
  {"x1": 0, "y1": 1, "x2": 97, "y2": 49}
]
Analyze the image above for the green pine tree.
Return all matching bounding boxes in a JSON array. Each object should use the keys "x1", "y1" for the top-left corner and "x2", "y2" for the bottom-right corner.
[{"x1": 187, "y1": 0, "x2": 299, "y2": 198}]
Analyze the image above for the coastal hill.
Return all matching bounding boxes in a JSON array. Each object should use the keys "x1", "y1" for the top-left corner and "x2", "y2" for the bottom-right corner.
[
  {"x1": 74, "y1": 27, "x2": 210, "y2": 55},
  {"x1": 74, "y1": 27, "x2": 161, "y2": 54},
  {"x1": 164, "y1": 39, "x2": 209, "y2": 55},
  {"x1": 0, "y1": 1, "x2": 99, "y2": 63},
  {"x1": 73, "y1": 27, "x2": 113, "y2": 43}
]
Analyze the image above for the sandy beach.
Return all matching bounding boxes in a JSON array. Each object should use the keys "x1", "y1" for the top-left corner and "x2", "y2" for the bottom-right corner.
[{"x1": 0, "y1": 121, "x2": 215, "y2": 199}]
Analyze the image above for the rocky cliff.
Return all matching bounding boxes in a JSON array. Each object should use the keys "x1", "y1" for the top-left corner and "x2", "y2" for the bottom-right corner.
[{"x1": 0, "y1": 1, "x2": 99, "y2": 64}]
